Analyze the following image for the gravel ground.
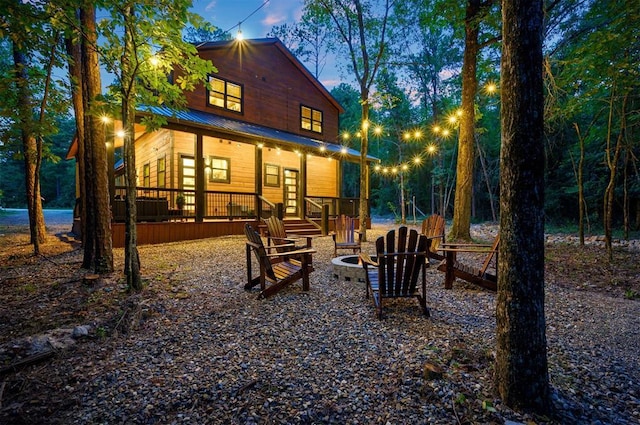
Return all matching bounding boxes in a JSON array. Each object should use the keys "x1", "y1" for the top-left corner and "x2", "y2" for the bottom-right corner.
[{"x1": 1, "y1": 220, "x2": 639, "y2": 424}]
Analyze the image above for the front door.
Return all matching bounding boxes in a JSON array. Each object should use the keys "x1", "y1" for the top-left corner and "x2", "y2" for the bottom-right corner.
[
  {"x1": 284, "y1": 169, "x2": 299, "y2": 216},
  {"x1": 179, "y1": 155, "x2": 196, "y2": 212}
]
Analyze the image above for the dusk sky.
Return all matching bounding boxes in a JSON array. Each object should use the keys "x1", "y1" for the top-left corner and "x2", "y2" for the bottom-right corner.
[
  {"x1": 191, "y1": 0, "x2": 344, "y2": 89},
  {"x1": 193, "y1": 0, "x2": 304, "y2": 39}
]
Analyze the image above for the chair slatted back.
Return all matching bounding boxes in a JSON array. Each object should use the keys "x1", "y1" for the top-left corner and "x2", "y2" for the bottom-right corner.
[
  {"x1": 335, "y1": 215, "x2": 356, "y2": 244},
  {"x1": 479, "y1": 234, "x2": 500, "y2": 276},
  {"x1": 265, "y1": 216, "x2": 286, "y2": 239},
  {"x1": 421, "y1": 214, "x2": 445, "y2": 254},
  {"x1": 376, "y1": 227, "x2": 428, "y2": 297},
  {"x1": 264, "y1": 216, "x2": 292, "y2": 252},
  {"x1": 244, "y1": 224, "x2": 276, "y2": 281}
]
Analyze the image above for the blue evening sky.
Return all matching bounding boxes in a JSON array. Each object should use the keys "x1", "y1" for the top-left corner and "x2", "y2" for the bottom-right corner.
[{"x1": 191, "y1": 0, "x2": 344, "y2": 89}]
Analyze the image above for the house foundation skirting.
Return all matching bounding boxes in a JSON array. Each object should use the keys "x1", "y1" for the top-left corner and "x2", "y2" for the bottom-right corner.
[{"x1": 111, "y1": 220, "x2": 254, "y2": 247}]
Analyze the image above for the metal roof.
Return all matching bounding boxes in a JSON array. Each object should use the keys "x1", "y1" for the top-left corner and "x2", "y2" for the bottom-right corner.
[{"x1": 141, "y1": 105, "x2": 377, "y2": 162}]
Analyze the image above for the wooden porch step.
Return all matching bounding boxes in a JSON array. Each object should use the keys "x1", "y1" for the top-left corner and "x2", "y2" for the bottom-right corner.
[{"x1": 258, "y1": 219, "x2": 322, "y2": 237}]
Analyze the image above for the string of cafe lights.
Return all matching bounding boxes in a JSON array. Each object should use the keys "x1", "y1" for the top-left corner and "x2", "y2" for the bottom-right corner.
[
  {"x1": 337, "y1": 81, "x2": 498, "y2": 176},
  {"x1": 225, "y1": 0, "x2": 271, "y2": 41}
]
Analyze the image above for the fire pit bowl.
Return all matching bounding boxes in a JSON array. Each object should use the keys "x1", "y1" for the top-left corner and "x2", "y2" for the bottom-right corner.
[{"x1": 331, "y1": 255, "x2": 372, "y2": 282}]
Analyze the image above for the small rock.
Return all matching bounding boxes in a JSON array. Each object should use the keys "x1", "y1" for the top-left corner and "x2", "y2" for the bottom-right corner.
[{"x1": 73, "y1": 325, "x2": 90, "y2": 338}]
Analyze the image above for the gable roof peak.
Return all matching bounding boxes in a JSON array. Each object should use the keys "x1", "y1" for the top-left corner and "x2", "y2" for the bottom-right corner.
[{"x1": 196, "y1": 37, "x2": 344, "y2": 114}]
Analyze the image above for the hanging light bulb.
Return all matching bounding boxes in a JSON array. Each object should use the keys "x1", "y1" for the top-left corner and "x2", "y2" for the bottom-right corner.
[{"x1": 236, "y1": 22, "x2": 244, "y2": 41}]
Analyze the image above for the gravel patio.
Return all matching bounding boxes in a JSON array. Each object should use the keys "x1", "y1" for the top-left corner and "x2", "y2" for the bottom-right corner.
[{"x1": 1, "y1": 218, "x2": 639, "y2": 424}]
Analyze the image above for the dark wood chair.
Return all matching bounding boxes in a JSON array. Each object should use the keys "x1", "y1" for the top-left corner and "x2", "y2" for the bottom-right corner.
[
  {"x1": 331, "y1": 215, "x2": 362, "y2": 257},
  {"x1": 360, "y1": 226, "x2": 430, "y2": 319},
  {"x1": 437, "y1": 234, "x2": 499, "y2": 291},
  {"x1": 263, "y1": 216, "x2": 312, "y2": 253},
  {"x1": 421, "y1": 214, "x2": 445, "y2": 261},
  {"x1": 244, "y1": 224, "x2": 316, "y2": 299}
]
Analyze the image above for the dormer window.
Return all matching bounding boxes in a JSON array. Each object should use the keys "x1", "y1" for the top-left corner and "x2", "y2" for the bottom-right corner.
[
  {"x1": 208, "y1": 76, "x2": 243, "y2": 113},
  {"x1": 301, "y1": 105, "x2": 322, "y2": 133}
]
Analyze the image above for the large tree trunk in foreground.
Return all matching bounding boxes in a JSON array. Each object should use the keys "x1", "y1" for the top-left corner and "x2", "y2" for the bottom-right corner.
[
  {"x1": 450, "y1": 0, "x2": 484, "y2": 241},
  {"x1": 496, "y1": 0, "x2": 550, "y2": 414},
  {"x1": 80, "y1": 6, "x2": 113, "y2": 273}
]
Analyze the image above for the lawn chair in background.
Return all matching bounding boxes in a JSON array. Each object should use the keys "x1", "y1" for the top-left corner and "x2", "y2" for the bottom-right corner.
[
  {"x1": 244, "y1": 224, "x2": 316, "y2": 299},
  {"x1": 437, "y1": 234, "x2": 499, "y2": 291},
  {"x1": 331, "y1": 215, "x2": 362, "y2": 257},
  {"x1": 420, "y1": 214, "x2": 445, "y2": 261},
  {"x1": 360, "y1": 226, "x2": 430, "y2": 319},
  {"x1": 264, "y1": 216, "x2": 313, "y2": 253}
]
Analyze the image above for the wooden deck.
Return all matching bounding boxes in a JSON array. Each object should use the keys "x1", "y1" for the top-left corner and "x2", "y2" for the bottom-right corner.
[
  {"x1": 111, "y1": 220, "x2": 252, "y2": 248},
  {"x1": 81, "y1": 217, "x2": 370, "y2": 248}
]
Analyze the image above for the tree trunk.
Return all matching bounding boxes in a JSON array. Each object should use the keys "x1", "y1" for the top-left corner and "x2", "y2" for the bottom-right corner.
[
  {"x1": 449, "y1": 0, "x2": 483, "y2": 241},
  {"x1": 496, "y1": 0, "x2": 550, "y2": 414},
  {"x1": 65, "y1": 34, "x2": 88, "y2": 252},
  {"x1": 12, "y1": 44, "x2": 46, "y2": 253},
  {"x1": 573, "y1": 123, "x2": 586, "y2": 245},
  {"x1": 80, "y1": 6, "x2": 113, "y2": 273},
  {"x1": 122, "y1": 3, "x2": 142, "y2": 290},
  {"x1": 359, "y1": 90, "x2": 369, "y2": 241},
  {"x1": 603, "y1": 90, "x2": 626, "y2": 262}
]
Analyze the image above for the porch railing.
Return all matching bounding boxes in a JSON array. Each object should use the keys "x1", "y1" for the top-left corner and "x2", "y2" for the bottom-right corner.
[
  {"x1": 305, "y1": 196, "x2": 361, "y2": 218},
  {"x1": 112, "y1": 186, "x2": 364, "y2": 223},
  {"x1": 113, "y1": 186, "x2": 278, "y2": 221}
]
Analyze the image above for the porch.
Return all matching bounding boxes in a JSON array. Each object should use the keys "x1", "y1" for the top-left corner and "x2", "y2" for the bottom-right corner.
[{"x1": 100, "y1": 186, "x2": 367, "y2": 247}]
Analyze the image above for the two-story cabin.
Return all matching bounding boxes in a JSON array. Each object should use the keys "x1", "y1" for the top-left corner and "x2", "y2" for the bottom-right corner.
[{"x1": 70, "y1": 38, "x2": 372, "y2": 247}]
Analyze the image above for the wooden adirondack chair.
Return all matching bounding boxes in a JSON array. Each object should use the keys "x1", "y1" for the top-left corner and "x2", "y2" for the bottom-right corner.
[
  {"x1": 331, "y1": 215, "x2": 362, "y2": 257},
  {"x1": 244, "y1": 224, "x2": 316, "y2": 299},
  {"x1": 264, "y1": 216, "x2": 312, "y2": 253},
  {"x1": 421, "y1": 214, "x2": 445, "y2": 261},
  {"x1": 360, "y1": 226, "x2": 430, "y2": 319},
  {"x1": 437, "y1": 234, "x2": 499, "y2": 291}
]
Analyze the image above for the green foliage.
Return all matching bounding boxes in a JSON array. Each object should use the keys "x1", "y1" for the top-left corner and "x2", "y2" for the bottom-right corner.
[
  {"x1": 624, "y1": 289, "x2": 639, "y2": 300},
  {"x1": 545, "y1": 0, "x2": 640, "y2": 228},
  {"x1": 97, "y1": 0, "x2": 216, "y2": 114}
]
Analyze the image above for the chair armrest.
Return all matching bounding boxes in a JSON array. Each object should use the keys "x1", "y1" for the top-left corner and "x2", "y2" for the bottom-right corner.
[
  {"x1": 264, "y1": 243, "x2": 296, "y2": 252},
  {"x1": 287, "y1": 234, "x2": 314, "y2": 246},
  {"x1": 266, "y1": 248, "x2": 316, "y2": 258},
  {"x1": 439, "y1": 243, "x2": 495, "y2": 253},
  {"x1": 359, "y1": 252, "x2": 378, "y2": 267}
]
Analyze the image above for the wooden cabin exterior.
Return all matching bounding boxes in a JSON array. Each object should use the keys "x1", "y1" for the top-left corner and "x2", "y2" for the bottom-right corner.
[{"x1": 71, "y1": 38, "x2": 372, "y2": 247}]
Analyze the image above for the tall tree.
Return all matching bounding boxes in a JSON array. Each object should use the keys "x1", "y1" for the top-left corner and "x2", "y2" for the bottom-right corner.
[
  {"x1": 61, "y1": 4, "x2": 114, "y2": 273},
  {"x1": 449, "y1": 0, "x2": 498, "y2": 240},
  {"x1": 84, "y1": 5, "x2": 114, "y2": 273},
  {"x1": 496, "y1": 0, "x2": 550, "y2": 413},
  {"x1": 0, "y1": 0, "x2": 69, "y2": 253},
  {"x1": 98, "y1": 0, "x2": 214, "y2": 290},
  {"x1": 307, "y1": 0, "x2": 392, "y2": 240}
]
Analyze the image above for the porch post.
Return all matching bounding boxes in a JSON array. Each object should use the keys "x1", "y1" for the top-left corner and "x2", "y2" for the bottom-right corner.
[
  {"x1": 195, "y1": 133, "x2": 204, "y2": 222},
  {"x1": 337, "y1": 159, "x2": 344, "y2": 216},
  {"x1": 300, "y1": 152, "x2": 307, "y2": 218},
  {"x1": 106, "y1": 125, "x2": 115, "y2": 202},
  {"x1": 255, "y1": 144, "x2": 263, "y2": 218}
]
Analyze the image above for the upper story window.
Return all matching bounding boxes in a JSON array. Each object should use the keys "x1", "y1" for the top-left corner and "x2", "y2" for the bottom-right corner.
[
  {"x1": 301, "y1": 105, "x2": 323, "y2": 134},
  {"x1": 208, "y1": 76, "x2": 243, "y2": 113}
]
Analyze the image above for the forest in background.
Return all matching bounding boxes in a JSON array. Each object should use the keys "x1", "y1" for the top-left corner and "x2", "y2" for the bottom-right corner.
[{"x1": 1, "y1": 0, "x2": 638, "y2": 233}]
